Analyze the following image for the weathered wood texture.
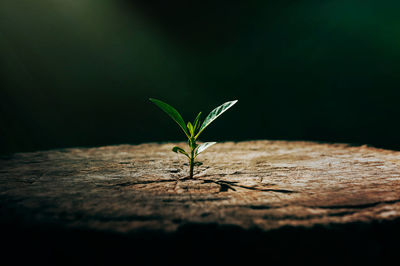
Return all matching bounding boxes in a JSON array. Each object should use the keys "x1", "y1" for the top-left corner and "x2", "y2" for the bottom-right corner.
[{"x1": 1, "y1": 140, "x2": 400, "y2": 233}]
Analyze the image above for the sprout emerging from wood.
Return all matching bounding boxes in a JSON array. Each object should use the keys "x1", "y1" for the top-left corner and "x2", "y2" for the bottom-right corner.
[{"x1": 149, "y1": 98, "x2": 238, "y2": 179}]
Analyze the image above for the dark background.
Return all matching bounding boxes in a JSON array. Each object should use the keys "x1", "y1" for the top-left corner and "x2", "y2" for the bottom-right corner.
[{"x1": 1, "y1": 0, "x2": 399, "y2": 155}]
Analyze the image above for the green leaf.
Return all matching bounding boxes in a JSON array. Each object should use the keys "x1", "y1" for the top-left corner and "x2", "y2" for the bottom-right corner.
[
  {"x1": 195, "y1": 100, "x2": 238, "y2": 139},
  {"x1": 187, "y1": 121, "x2": 194, "y2": 136},
  {"x1": 193, "y1": 112, "x2": 202, "y2": 132},
  {"x1": 195, "y1": 142, "x2": 216, "y2": 157},
  {"x1": 172, "y1": 146, "x2": 189, "y2": 158},
  {"x1": 149, "y1": 98, "x2": 189, "y2": 137}
]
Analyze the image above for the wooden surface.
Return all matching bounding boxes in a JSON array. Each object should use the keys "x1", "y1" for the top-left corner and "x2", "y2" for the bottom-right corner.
[{"x1": 1, "y1": 140, "x2": 400, "y2": 265}]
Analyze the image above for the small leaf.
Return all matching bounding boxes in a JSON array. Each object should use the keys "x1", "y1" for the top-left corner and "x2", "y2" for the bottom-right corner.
[
  {"x1": 193, "y1": 112, "x2": 202, "y2": 131},
  {"x1": 187, "y1": 121, "x2": 194, "y2": 136},
  {"x1": 195, "y1": 142, "x2": 216, "y2": 157},
  {"x1": 149, "y1": 98, "x2": 189, "y2": 137},
  {"x1": 172, "y1": 146, "x2": 189, "y2": 158},
  {"x1": 194, "y1": 161, "x2": 203, "y2": 166},
  {"x1": 196, "y1": 100, "x2": 238, "y2": 139}
]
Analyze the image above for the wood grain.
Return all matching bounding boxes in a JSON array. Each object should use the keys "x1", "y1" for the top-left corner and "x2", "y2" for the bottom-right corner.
[{"x1": 2, "y1": 140, "x2": 400, "y2": 234}]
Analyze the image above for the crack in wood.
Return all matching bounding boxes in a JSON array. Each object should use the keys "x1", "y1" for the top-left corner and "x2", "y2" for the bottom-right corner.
[
  {"x1": 106, "y1": 177, "x2": 298, "y2": 194},
  {"x1": 201, "y1": 179, "x2": 296, "y2": 193},
  {"x1": 316, "y1": 199, "x2": 400, "y2": 210}
]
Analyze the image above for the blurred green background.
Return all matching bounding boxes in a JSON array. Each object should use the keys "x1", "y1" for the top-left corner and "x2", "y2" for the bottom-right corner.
[{"x1": 1, "y1": 0, "x2": 399, "y2": 154}]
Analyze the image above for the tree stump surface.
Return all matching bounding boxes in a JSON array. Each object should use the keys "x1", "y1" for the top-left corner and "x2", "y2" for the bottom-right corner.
[
  {"x1": 2, "y1": 140, "x2": 400, "y2": 265},
  {"x1": 1, "y1": 140, "x2": 400, "y2": 232}
]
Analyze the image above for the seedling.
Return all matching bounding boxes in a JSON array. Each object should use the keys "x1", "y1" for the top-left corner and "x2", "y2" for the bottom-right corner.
[{"x1": 149, "y1": 98, "x2": 238, "y2": 179}]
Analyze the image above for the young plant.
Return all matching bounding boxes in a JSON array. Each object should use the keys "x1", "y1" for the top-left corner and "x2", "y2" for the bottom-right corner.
[{"x1": 149, "y1": 98, "x2": 238, "y2": 179}]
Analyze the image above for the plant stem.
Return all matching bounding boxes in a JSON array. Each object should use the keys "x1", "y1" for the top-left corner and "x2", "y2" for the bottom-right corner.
[
  {"x1": 189, "y1": 138, "x2": 195, "y2": 179},
  {"x1": 189, "y1": 156, "x2": 194, "y2": 179}
]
